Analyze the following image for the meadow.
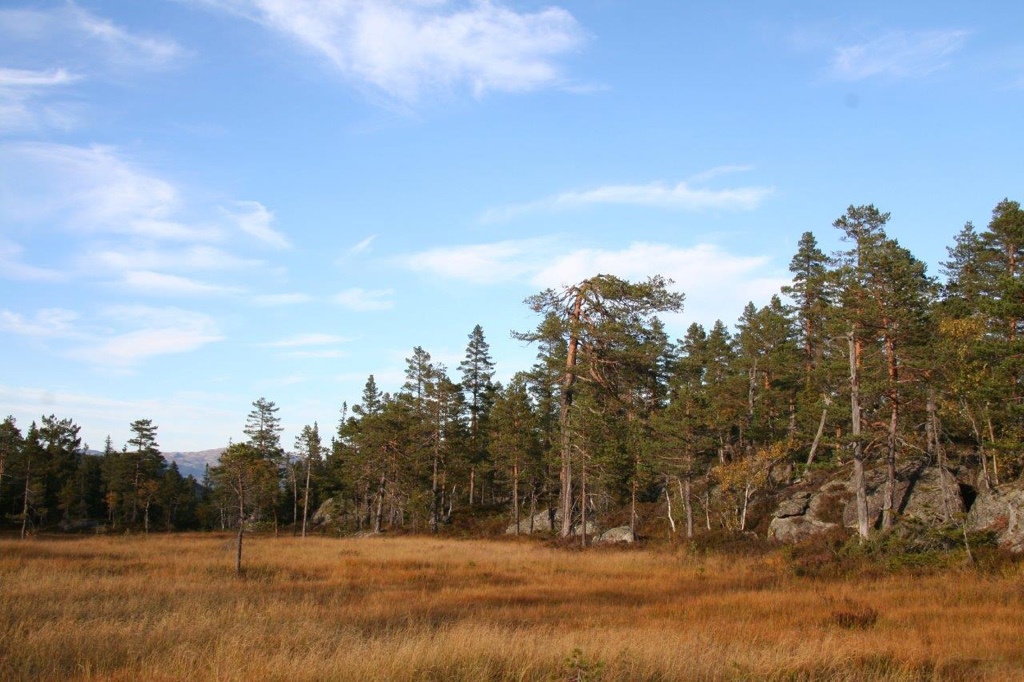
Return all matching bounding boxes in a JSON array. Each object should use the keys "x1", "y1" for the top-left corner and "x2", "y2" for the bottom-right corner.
[{"x1": 1, "y1": 533, "x2": 1022, "y2": 680}]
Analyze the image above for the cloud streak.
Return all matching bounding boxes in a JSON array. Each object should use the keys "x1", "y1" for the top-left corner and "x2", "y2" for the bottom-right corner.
[
  {"x1": 0, "y1": 308, "x2": 80, "y2": 337},
  {"x1": 189, "y1": 0, "x2": 585, "y2": 102},
  {"x1": 229, "y1": 201, "x2": 291, "y2": 250},
  {"x1": 70, "y1": 306, "x2": 224, "y2": 367},
  {"x1": 0, "y1": 3, "x2": 184, "y2": 71},
  {"x1": 400, "y1": 239, "x2": 788, "y2": 327},
  {"x1": 482, "y1": 178, "x2": 772, "y2": 223},
  {"x1": 335, "y1": 287, "x2": 394, "y2": 311},
  {"x1": 830, "y1": 29, "x2": 969, "y2": 81}
]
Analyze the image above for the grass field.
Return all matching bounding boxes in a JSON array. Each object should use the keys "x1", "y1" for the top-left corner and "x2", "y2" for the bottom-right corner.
[{"x1": 1, "y1": 533, "x2": 1022, "y2": 680}]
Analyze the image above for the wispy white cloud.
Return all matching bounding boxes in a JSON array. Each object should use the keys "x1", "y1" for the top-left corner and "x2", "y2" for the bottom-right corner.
[
  {"x1": 286, "y1": 349, "x2": 349, "y2": 359},
  {"x1": 264, "y1": 333, "x2": 350, "y2": 348},
  {"x1": 481, "y1": 178, "x2": 772, "y2": 223},
  {"x1": 401, "y1": 239, "x2": 788, "y2": 328},
  {"x1": 348, "y1": 234, "x2": 377, "y2": 255},
  {"x1": 1, "y1": 142, "x2": 187, "y2": 237},
  {"x1": 0, "y1": 66, "x2": 80, "y2": 88},
  {"x1": 335, "y1": 287, "x2": 394, "y2": 311},
  {"x1": 0, "y1": 4, "x2": 182, "y2": 130},
  {"x1": 251, "y1": 292, "x2": 313, "y2": 306},
  {"x1": 687, "y1": 164, "x2": 754, "y2": 182},
  {"x1": 0, "y1": 3, "x2": 183, "y2": 71},
  {"x1": 0, "y1": 67, "x2": 81, "y2": 132},
  {"x1": 0, "y1": 384, "x2": 238, "y2": 452},
  {"x1": 188, "y1": 0, "x2": 585, "y2": 102},
  {"x1": 533, "y1": 242, "x2": 789, "y2": 328},
  {"x1": 402, "y1": 237, "x2": 555, "y2": 284},
  {"x1": 0, "y1": 142, "x2": 290, "y2": 298},
  {"x1": 121, "y1": 270, "x2": 243, "y2": 297},
  {"x1": 84, "y1": 245, "x2": 264, "y2": 273},
  {"x1": 830, "y1": 29, "x2": 969, "y2": 81},
  {"x1": 227, "y1": 201, "x2": 291, "y2": 250},
  {"x1": 0, "y1": 308, "x2": 80, "y2": 337},
  {"x1": 0, "y1": 239, "x2": 67, "y2": 282},
  {"x1": 69, "y1": 306, "x2": 224, "y2": 367},
  {"x1": 65, "y1": 2, "x2": 183, "y2": 69}
]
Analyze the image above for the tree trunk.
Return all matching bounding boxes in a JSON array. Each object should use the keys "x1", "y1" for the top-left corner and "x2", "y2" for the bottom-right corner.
[
  {"x1": 665, "y1": 477, "x2": 676, "y2": 535},
  {"x1": 235, "y1": 473, "x2": 245, "y2": 576},
  {"x1": 929, "y1": 391, "x2": 953, "y2": 523},
  {"x1": 559, "y1": 289, "x2": 584, "y2": 537},
  {"x1": 374, "y1": 474, "x2": 386, "y2": 534},
  {"x1": 430, "y1": 435, "x2": 440, "y2": 534},
  {"x1": 579, "y1": 453, "x2": 588, "y2": 547},
  {"x1": 301, "y1": 454, "x2": 312, "y2": 538},
  {"x1": 630, "y1": 479, "x2": 637, "y2": 536},
  {"x1": 881, "y1": 333, "x2": 899, "y2": 531},
  {"x1": 703, "y1": 487, "x2": 711, "y2": 531},
  {"x1": 806, "y1": 406, "x2": 828, "y2": 468},
  {"x1": 290, "y1": 460, "x2": 299, "y2": 536},
  {"x1": 529, "y1": 487, "x2": 536, "y2": 534},
  {"x1": 986, "y1": 413, "x2": 1000, "y2": 485},
  {"x1": 20, "y1": 455, "x2": 31, "y2": 540},
  {"x1": 680, "y1": 477, "x2": 693, "y2": 539},
  {"x1": 513, "y1": 461, "x2": 520, "y2": 536},
  {"x1": 740, "y1": 482, "x2": 751, "y2": 532},
  {"x1": 849, "y1": 330, "x2": 870, "y2": 539},
  {"x1": 964, "y1": 404, "x2": 990, "y2": 488}
]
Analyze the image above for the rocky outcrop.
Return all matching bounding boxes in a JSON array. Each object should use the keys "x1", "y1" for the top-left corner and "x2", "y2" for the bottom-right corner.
[
  {"x1": 504, "y1": 509, "x2": 600, "y2": 537},
  {"x1": 505, "y1": 509, "x2": 559, "y2": 535},
  {"x1": 311, "y1": 497, "x2": 339, "y2": 526},
  {"x1": 596, "y1": 526, "x2": 635, "y2": 543},
  {"x1": 839, "y1": 463, "x2": 964, "y2": 530},
  {"x1": 769, "y1": 459, "x2": 966, "y2": 544},
  {"x1": 967, "y1": 482, "x2": 1024, "y2": 552}
]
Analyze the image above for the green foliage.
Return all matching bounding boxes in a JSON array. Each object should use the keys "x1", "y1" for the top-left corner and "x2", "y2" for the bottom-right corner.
[{"x1": 786, "y1": 520, "x2": 1008, "y2": 577}]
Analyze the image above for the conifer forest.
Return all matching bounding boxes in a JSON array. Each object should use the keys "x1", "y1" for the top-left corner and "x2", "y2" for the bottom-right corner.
[{"x1": 4, "y1": 200, "x2": 1024, "y2": 552}]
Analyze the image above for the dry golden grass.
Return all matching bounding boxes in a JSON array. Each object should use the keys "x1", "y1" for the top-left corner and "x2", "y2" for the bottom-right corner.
[{"x1": 1, "y1": 533, "x2": 1023, "y2": 680}]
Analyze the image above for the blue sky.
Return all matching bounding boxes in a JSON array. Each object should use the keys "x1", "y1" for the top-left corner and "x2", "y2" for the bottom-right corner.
[{"x1": 1, "y1": 0, "x2": 1022, "y2": 452}]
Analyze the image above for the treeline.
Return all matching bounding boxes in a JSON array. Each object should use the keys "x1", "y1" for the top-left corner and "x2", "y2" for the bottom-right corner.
[
  {"x1": 0, "y1": 417, "x2": 199, "y2": 535},
  {"x1": 3, "y1": 200, "x2": 1023, "y2": 541}
]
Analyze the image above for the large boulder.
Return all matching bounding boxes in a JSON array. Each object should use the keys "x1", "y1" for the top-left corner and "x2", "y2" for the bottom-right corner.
[
  {"x1": 839, "y1": 463, "x2": 964, "y2": 530},
  {"x1": 503, "y1": 509, "x2": 600, "y2": 537},
  {"x1": 596, "y1": 526, "x2": 635, "y2": 544},
  {"x1": 768, "y1": 459, "x2": 965, "y2": 544},
  {"x1": 311, "y1": 497, "x2": 339, "y2": 526},
  {"x1": 768, "y1": 516, "x2": 836, "y2": 543},
  {"x1": 967, "y1": 483, "x2": 1024, "y2": 552},
  {"x1": 505, "y1": 509, "x2": 559, "y2": 535}
]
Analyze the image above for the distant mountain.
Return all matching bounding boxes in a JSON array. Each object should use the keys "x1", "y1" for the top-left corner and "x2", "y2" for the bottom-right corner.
[{"x1": 163, "y1": 448, "x2": 225, "y2": 480}]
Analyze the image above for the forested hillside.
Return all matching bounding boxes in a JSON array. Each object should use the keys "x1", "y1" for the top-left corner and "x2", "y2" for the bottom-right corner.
[{"x1": 3, "y1": 200, "x2": 1023, "y2": 546}]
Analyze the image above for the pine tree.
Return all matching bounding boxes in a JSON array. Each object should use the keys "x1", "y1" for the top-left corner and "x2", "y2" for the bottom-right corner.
[
  {"x1": 212, "y1": 442, "x2": 278, "y2": 574},
  {"x1": 294, "y1": 422, "x2": 326, "y2": 538},
  {"x1": 832, "y1": 204, "x2": 891, "y2": 539},
  {"x1": 515, "y1": 275, "x2": 684, "y2": 537},
  {"x1": 489, "y1": 373, "x2": 542, "y2": 534},
  {"x1": 0, "y1": 416, "x2": 22, "y2": 517},
  {"x1": 125, "y1": 418, "x2": 167, "y2": 532},
  {"x1": 244, "y1": 398, "x2": 285, "y2": 533},
  {"x1": 459, "y1": 325, "x2": 496, "y2": 505}
]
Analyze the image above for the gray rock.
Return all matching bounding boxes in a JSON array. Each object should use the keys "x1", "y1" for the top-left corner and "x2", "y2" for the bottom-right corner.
[
  {"x1": 505, "y1": 509, "x2": 559, "y2": 535},
  {"x1": 311, "y1": 497, "x2": 338, "y2": 526},
  {"x1": 768, "y1": 459, "x2": 965, "y2": 544},
  {"x1": 901, "y1": 466, "x2": 965, "y2": 524},
  {"x1": 774, "y1": 492, "x2": 811, "y2": 518},
  {"x1": 841, "y1": 464, "x2": 963, "y2": 529},
  {"x1": 768, "y1": 516, "x2": 837, "y2": 543},
  {"x1": 967, "y1": 484, "x2": 1024, "y2": 552},
  {"x1": 596, "y1": 526, "x2": 635, "y2": 543}
]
